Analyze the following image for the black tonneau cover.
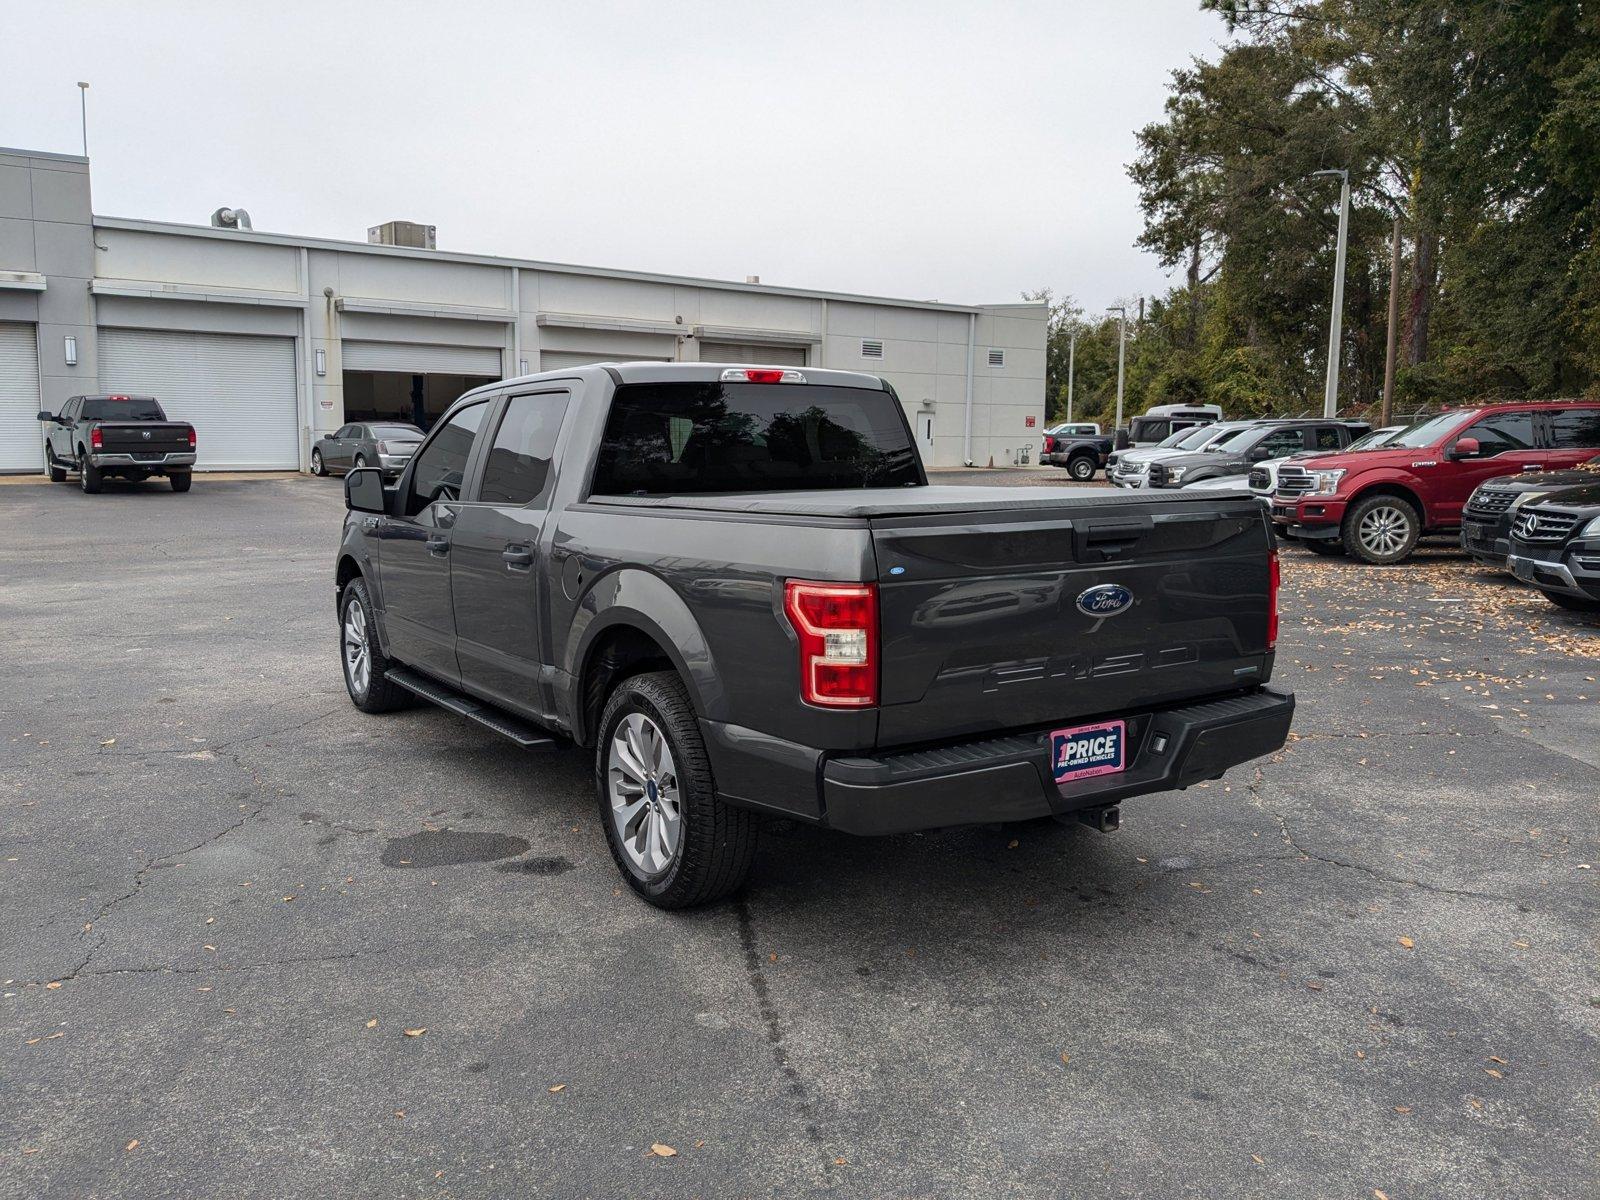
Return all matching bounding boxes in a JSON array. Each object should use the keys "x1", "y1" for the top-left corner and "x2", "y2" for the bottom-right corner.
[{"x1": 589, "y1": 486, "x2": 1264, "y2": 520}]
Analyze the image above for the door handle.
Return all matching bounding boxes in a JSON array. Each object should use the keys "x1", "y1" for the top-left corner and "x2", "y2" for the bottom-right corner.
[
  {"x1": 426, "y1": 534, "x2": 451, "y2": 557},
  {"x1": 502, "y1": 544, "x2": 534, "y2": 569},
  {"x1": 361, "y1": 516, "x2": 384, "y2": 532}
]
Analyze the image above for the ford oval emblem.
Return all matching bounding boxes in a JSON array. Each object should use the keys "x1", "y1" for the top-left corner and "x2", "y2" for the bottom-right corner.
[{"x1": 1076, "y1": 584, "x2": 1135, "y2": 618}]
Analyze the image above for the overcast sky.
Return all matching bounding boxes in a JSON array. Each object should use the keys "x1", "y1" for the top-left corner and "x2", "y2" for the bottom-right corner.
[{"x1": 3, "y1": 0, "x2": 1228, "y2": 310}]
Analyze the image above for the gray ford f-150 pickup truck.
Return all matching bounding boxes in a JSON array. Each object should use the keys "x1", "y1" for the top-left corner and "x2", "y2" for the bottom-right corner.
[{"x1": 334, "y1": 362, "x2": 1293, "y2": 908}]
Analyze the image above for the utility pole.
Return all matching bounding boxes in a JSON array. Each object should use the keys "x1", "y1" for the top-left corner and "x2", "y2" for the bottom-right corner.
[
  {"x1": 77, "y1": 82, "x2": 89, "y2": 157},
  {"x1": 1108, "y1": 305, "x2": 1128, "y2": 434},
  {"x1": 1065, "y1": 328, "x2": 1077, "y2": 422},
  {"x1": 1312, "y1": 169, "x2": 1350, "y2": 418},
  {"x1": 1381, "y1": 214, "x2": 1401, "y2": 427}
]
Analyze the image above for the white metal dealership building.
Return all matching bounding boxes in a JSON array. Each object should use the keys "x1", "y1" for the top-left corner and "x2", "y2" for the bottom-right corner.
[{"x1": 0, "y1": 146, "x2": 1045, "y2": 474}]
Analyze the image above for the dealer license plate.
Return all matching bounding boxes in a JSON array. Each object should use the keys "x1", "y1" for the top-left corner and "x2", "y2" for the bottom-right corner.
[{"x1": 1049, "y1": 719, "x2": 1128, "y2": 785}]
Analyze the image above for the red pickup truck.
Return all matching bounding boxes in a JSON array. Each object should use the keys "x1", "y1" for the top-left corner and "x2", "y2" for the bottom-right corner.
[{"x1": 1271, "y1": 401, "x2": 1600, "y2": 563}]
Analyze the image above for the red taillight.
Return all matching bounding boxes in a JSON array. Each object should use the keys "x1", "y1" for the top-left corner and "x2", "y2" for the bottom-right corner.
[
  {"x1": 1267, "y1": 549, "x2": 1281, "y2": 650},
  {"x1": 1043, "y1": 436, "x2": 1056, "y2": 453},
  {"x1": 783, "y1": 581, "x2": 879, "y2": 708},
  {"x1": 187, "y1": 427, "x2": 196, "y2": 449},
  {"x1": 90, "y1": 427, "x2": 103, "y2": 450}
]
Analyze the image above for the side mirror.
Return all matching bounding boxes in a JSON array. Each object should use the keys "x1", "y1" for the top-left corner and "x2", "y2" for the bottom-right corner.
[
  {"x1": 1448, "y1": 436, "x2": 1481, "y2": 460},
  {"x1": 345, "y1": 467, "x2": 388, "y2": 514},
  {"x1": 36, "y1": 411, "x2": 55, "y2": 423},
  {"x1": 1248, "y1": 447, "x2": 1271, "y2": 461}
]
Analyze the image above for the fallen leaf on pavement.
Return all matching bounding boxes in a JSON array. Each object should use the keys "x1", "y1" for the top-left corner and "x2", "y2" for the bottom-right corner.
[
  {"x1": 125, "y1": 1140, "x2": 139, "y2": 1152},
  {"x1": 1397, "y1": 937, "x2": 1415, "y2": 949},
  {"x1": 365, "y1": 1019, "x2": 377, "y2": 1028},
  {"x1": 548, "y1": 1084, "x2": 565, "y2": 1093},
  {"x1": 649, "y1": 1143, "x2": 677, "y2": 1158},
  {"x1": 45, "y1": 981, "x2": 61, "y2": 990},
  {"x1": 404, "y1": 1028, "x2": 427, "y2": 1037}
]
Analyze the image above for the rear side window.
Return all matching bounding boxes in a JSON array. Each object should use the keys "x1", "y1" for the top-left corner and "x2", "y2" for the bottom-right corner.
[
  {"x1": 82, "y1": 397, "x2": 165, "y2": 420},
  {"x1": 1548, "y1": 407, "x2": 1600, "y2": 449},
  {"x1": 592, "y1": 382, "x2": 920, "y2": 495},
  {"x1": 1131, "y1": 419, "x2": 1170, "y2": 442},
  {"x1": 1315, "y1": 427, "x2": 1343, "y2": 450},
  {"x1": 1466, "y1": 411, "x2": 1535, "y2": 455},
  {"x1": 407, "y1": 400, "x2": 488, "y2": 514},
  {"x1": 478, "y1": 392, "x2": 569, "y2": 507}
]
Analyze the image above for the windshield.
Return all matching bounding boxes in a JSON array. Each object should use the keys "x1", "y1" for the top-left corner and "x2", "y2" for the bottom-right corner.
[
  {"x1": 1385, "y1": 411, "x2": 1477, "y2": 449},
  {"x1": 593, "y1": 382, "x2": 921, "y2": 495},
  {"x1": 1345, "y1": 427, "x2": 1399, "y2": 452},
  {"x1": 370, "y1": 423, "x2": 423, "y2": 438},
  {"x1": 82, "y1": 397, "x2": 165, "y2": 420}
]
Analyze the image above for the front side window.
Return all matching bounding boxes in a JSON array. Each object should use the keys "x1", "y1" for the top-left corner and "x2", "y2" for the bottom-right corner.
[
  {"x1": 1548, "y1": 407, "x2": 1600, "y2": 450},
  {"x1": 478, "y1": 392, "x2": 569, "y2": 507},
  {"x1": 1252, "y1": 428, "x2": 1310, "y2": 458},
  {"x1": 406, "y1": 400, "x2": 488, "y2": 514},
  {"x1": 1464, "y1": 411, "x2": 1535, "y2": 456},
  {"x1": 592, "y1": 382, "x2": 919, "y2": 495}
]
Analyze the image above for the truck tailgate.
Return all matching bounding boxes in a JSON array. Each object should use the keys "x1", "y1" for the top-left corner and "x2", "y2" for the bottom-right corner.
[
  {"x1": 869, "y1": 498, "x2": 1273, "y2": 746},
  {"x1": 96, "y1": 422, "x2": 192, "y2": 455}
]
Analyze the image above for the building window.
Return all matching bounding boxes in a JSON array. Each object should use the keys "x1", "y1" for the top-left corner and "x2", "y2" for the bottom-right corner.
[
  {"x1": 988, "y1": 349, "x2": 1005, "y2": 368},
  {"x1": 861, "y1": 339, "x2": 884, "y2": 359}
]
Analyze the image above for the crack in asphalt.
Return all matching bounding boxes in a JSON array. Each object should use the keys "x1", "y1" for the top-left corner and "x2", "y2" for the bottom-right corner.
[
  {"x1": 1247, "y1": 768, "x2": 1515, "y2": 905},
  {"x1": 74, "y1": 936, "x2": 435, "y2": 979},
  {"x1": 736, "y1": 898, "x2": 833, "y2": 1181}
]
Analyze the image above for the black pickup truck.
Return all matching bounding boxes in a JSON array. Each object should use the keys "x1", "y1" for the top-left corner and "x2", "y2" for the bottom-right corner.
[
  {"x1": 334, "y1": 363, "x2": 1294, "y2": 907},
  {"x1": 38, "y1": 394, "x2": 196, "y2": 493}
]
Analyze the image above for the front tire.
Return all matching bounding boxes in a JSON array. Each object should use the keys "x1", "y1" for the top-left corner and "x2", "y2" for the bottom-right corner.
[
  {"x1": 339, "y1": 577, "x2": 408, "y2": 713},
  {"x1": 45, "y1": 451, "x2": 66, "y2": 483},
  {"x1": 1342, "y1": 494, "x2": 1420, "y2": 564},
  {"x1": 597, "y1": 671, "x2": 757, "y2": 909},
  {"x1": 311, "y1": 449, "x2": 326, "y2": 476},
  {"x1": 1067, "y1": 454, "x2": 1096, "y2": 482},
  {"x1": 78, "y1": 451, "x2": 102, "y2": 494},
  {"x1": 170, "y1": 472, "x2": 192, "y2": 493}
]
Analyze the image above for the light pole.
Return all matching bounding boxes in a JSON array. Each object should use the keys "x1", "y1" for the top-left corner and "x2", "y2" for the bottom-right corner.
[
  {"x1": 1065, "y1": 327, "x2": 1077, "y2": 422},
  {"x1": 1312, "y1": 168, "x2": 1350, "y2": 418},
  {"x1": 77, "y1": 82, "x2": 89, "y2": 157},
  {"x1": 1108, "y1": 305, "x2": 1128, "y2": 433}
]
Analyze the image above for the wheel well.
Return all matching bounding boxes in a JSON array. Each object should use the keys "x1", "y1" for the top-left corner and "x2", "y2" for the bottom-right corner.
[
  {"x1": 578, "y1": 625, "x2": 677, "y2": 747},
  {"x1": 335, "y1": 555, "x2": 362, "y2": 611},
  {"x1": 1347, "y1": 483, "x2": 1426, "y2": 525}
]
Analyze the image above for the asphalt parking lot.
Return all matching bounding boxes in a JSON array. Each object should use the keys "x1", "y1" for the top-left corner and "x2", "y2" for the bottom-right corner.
[{"x1": 3, "y1": 473, "x2": 1597, "y2": 1199}]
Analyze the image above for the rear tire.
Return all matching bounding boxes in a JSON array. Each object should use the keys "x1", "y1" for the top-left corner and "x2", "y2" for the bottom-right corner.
[
  {"x1": 353, "y1": 453, "x2": 368, "y2": 470},
  {"x1": 170, "y1": 472, "x2": 192, "y2": 493},
  {"x1": 1067, "y1": 454, "x2": 1096, "y2": 482},
  {"x1": 1342, "y1": 494, "x2": 1420, "y2": 564},
  {"x1": 339, "y1": 577, "x2": 408, "y2": 713},
  {"x1": 1542, "y1": 590, "x2": 1600, "y2": 614},
  {"x1": 78, "y1": 451, "x2": 102, "y2": 494},
  {"x1": 596, "y1": 670, "x2": 757, "y2": 909}
]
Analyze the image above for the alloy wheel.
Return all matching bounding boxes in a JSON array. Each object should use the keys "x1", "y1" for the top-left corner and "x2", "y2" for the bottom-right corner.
[
  {"x1": 607, "y1": 712, "x2": 682, "y2": 876},
  {"x1": 343, "y1": 597, "x2": 371, "y2": 698},
  {"x1": 1358, "y1": 504, "x2": 1411, "y2": 558}
]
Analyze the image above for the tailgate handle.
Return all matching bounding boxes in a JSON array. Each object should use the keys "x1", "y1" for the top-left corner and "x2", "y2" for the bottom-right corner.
[{"x1": 1076, "y1": 518, "x2": 1151, "y2": 562}]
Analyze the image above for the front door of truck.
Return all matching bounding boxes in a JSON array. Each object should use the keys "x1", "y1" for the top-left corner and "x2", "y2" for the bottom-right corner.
[
  {"x1": 374, "y1": 399, "x2": 489, "y2": 684},
  {"x1": 1439, "y1": 410, "x2": 1542, "y2": 524},
  {"x1": 450, "y1": 390, "x2": 571, "y2": 713}
]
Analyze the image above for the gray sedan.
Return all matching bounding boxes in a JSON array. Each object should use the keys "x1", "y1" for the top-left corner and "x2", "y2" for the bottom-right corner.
[{"x1": 311, "y1": 422, "x2": 424, "y2": 479}]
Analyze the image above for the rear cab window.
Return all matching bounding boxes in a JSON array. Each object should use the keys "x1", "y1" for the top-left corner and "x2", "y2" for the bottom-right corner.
[
  {"x1": 591, "y1": 381, "x2": 921, "y2": 495},
  {"x1": 82, "y1": 397, "x2": 165, "y2": 420}
]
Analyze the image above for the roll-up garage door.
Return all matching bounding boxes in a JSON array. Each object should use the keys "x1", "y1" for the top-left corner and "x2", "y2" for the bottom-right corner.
[
  {"x1": 698, "y1": 342, "x2": 807, "y2": 367},
  {"x1": 539, "y1": 350, "x2": 670, "y2": 371},
  {"x1": 99, "y1": 329, "x2": 298, "y2": 470},
  {"x1": 342, "y1": 341, "x2": 503, "y2": 376},
  {"x1": 0, "y1": 323, "x2": 43, "y2": 472}
]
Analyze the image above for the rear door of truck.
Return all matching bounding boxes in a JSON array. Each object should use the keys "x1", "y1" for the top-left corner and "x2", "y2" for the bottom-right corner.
[{"x1": 866, "y1": 491, "x2": 1275, "y2": 746}]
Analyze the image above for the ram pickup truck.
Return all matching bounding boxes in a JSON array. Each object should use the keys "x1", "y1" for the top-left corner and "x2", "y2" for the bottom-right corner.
[
  {"x1": 1270, "y1": 402, "x2": 1600, "y2": 564},
  {"x1": 334, "y1": 363, "x2": 1293, "y2": 908},
  {"x1": 37, "y1": 394, "x2": 196, "y2": 493}
]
